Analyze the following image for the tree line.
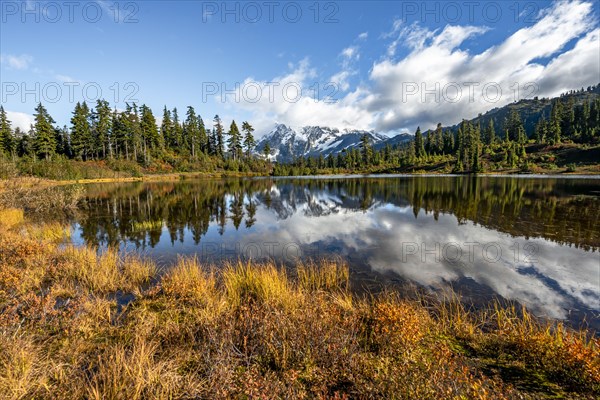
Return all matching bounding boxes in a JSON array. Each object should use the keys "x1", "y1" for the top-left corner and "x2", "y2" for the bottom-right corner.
[
  {"x1": 0, "y1": 101, "x2": 259, "y2": 170},
  {"x1": 1, "y1": 86, "x2": 599, "y2": 176}
]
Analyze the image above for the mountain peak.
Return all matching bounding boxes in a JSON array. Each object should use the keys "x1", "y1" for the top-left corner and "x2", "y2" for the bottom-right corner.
[{"x1": 256, "y1": 125, "x2": 411, "y2": 162}]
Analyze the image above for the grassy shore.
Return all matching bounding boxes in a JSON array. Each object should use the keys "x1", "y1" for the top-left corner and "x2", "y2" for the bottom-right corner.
[
  {"x1": 0, "y1": 208, "x2": 598, "y2": 399},
  {"x1": 2, "y1": 143, "x2": 600, "y2": 185}
]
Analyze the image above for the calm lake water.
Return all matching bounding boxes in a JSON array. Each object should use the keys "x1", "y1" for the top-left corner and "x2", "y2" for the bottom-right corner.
[{"x1": 70, "y1": 175, "x2": 600, "y2": 330}]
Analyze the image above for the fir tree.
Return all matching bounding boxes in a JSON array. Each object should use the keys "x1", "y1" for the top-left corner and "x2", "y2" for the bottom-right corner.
[
  {"x1": 227, "y1": 120, "x2": 242, "y2": 160},
  {"x1": 92, "y1": 99, "x2": 112, "y2": 159},
  {"x1": 33, "y1": 103, "x2": 57, "y2": 161},
  {"x1": 433, "y1": 123, "x2": 443, "y2": 154},
  {"x1": 549, "y1": 100, "x2": 563, "y2": 144},
  {"x1": 172, "y1": 108, "x2": 183, "y2": 149},
  {"x1": 413, "y1": 126, "x2": 425, "y2": 159},
  {"x1": 0, "y1": 106, "x2": 15, "y2": 157},
  {"x1": 214, "y1": 115, "x2": 224, "y2": 158},
  {"x1": 184, "y1": 106, "x2": 200, "y2": 157},
  {"x1": 198, "y1": 117, "x2": 208, "y2": 154},
  {"x1": 70, "y1": 102, "x2": 93, "y2": 160},
  {"x1": 484, "y1": 119, "x2": 495, "y2": 146},
  {"x1": 242, "y1": 121, "x2": 256, "y2": 158},
  {"x1": 161, "y1": 106, "x2": 174, "y2": 149},
  {"x1": 505, "y1": 109, "x2": 526, "y2": 143},
  {"x1": 360, "y1": 134, "x2": 373, "y2": 166},
  {"x1": 140, "y1": 104, "x2": 160, "y2": 151},
  {"x1": 534, "y1": 116, "x2": 547, "y2": 144}
]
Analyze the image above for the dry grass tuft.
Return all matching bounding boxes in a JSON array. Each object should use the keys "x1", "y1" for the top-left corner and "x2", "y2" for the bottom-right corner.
[
  {"x1": 161, "y1": 256, "x2": 216, "y2": 302},
  {"x1": 0, "y1": 208, "x2": 23, "y2": 229},
  {"x1": 222, "y1": 260, "x2": 297, "y2": 308},
  {"x1": 297, "y1": 258, "x2": 349, "y2": 292}
]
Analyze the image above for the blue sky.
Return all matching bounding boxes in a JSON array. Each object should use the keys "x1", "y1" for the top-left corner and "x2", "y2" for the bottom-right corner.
[{"x1": 1, "y1": 1, "x2": 599, "y2": 136}]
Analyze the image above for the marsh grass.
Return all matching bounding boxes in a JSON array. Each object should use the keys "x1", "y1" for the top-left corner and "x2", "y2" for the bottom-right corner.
[
  {"x1": 0, "y1": 208, "x2": 23, "y2": 229},
  {"x1": 0, "y1": 179, "x2": 83, "y2": 215},
  {"x1": 297, "y1": 258, "x2": 349, "y2": 292},
  {"x1": 0, "y1": 214, "x2": 598, "y2": 399}
]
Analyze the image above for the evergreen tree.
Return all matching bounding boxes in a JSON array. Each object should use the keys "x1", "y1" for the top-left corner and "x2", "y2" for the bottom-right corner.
[
  {"x1": 0, "y1": 106, "x2": 15, "y2": 157},
  {"x1": 227, "y1": 120, "x2": 242, "y2": 160},
  {"x1": 455, "y1": 124, "x2": 465, "y2": 171},
  {"x1": 549, "y1": 100, "x2": 563, "y2": 144},
  {"x1": 214, "y1": 115, "x2": 224, "y2": 158},
  {"x1": 337, "y1": 152, "x2": 344, "y2": 169},
  {"x1": 55, "y1": 125, "x2": 71, "y2": 157},
  {"x1": 425, "y1": 130, "x2": 433, "y2": 155},
  {"x1": 111, "y1": 109, "x2": 129, "y2": 159},
  {"x1": 360, "y1": 134, "x2": 373, "y2": 166},
  {"x1": 534, "y1": 116, "x2": 547, "y2": 144},
  {"x1": 14, "y1": 127, "x2": 31, "y2": 157},
  {"x1": 242, "y1": 121, "x2": 256, "y2": 158},
  {"x1": 161, "y1": 106, "x2": 174, "y2": 150},
  {"x1": 33, "y1": 103, "x2": 57, "y2": 161},
  {"x1": 442, "y1": 129, "x2": 454, "y2": 154},
  {"x1": 172, "y1": 108, "x2": 183, "y2": 150},
  {"x1": 505, "y1": 109, "x2": 526, "y2": 143},
  {"x1": 327, "y1": 153, "x2": 335, "y2": 168},
  {"x1": 124, "y1": 103, "x2": 142, "y2": 161},
  {"x1": 413, "y1": 126, "x2": 425, "y2": 158},
  {"x1": 208, "y1": 128, "x2": 217, "y2": 156},
  {"x1": 433, "y1": 123, "x2": 443, "y2": 154},
  {"x1": 92, "y1": 99, "x2": 112, "y2": 159},
  {"x1": 140, "y1": 104, "x2": 160, "y2": 151},
  {"x1": 471, "y1": 121, "x2": 481, "y2": 171},
  {"x1": 263, "y1": 142, "x2": 271, "y2": 160},
  {"x1": 70, "y1": 102, "x2": 93, "y2": 160},
  {"x1": 184, "y1": 106, "x2": 200, "y2": 157},
  {"x1": 198, "y1": 117, "x2": 208, "y2": 154},
  {"x1": 484, "y1": 119, "x2": 495, "y2": 146}
]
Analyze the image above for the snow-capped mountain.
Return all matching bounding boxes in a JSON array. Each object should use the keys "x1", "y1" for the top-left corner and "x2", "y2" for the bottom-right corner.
[{"x1": 255, "y1": 124, "x2": 412, "y2": 162}]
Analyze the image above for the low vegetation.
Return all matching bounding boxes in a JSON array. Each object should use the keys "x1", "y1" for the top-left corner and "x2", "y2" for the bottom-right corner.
[{"x1": 0, "y1": 208, "x2": 598, "y2": 399}]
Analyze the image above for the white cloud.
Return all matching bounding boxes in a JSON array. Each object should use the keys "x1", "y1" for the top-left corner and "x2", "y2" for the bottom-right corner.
[
  {"x1": 5, "y1": 111, "x2": 35, "y2": 132},
  {"x1": 329, "y1": 70, "x2": 352, "y2": 92},
  {"x1": 228, "y1": 59, "x2": 374, "y2": 135},
  {"x1": 340, "y1": 46, "x2": 359, "y2": 60},
  {"x1": 229, "y1": 0, "x2": 599, "y2": 135},
  {"x1": 55, "y1": 74, "x2": 80, "y2": 83},
  {"x1": 358, "y1": 32, "x2": 368, "y2": 40},
  {"x1": 0, "y1": 54, "x2": 33, "y2": 70},
  {"x1": 367, "y1": 0, "x2": 597, "y2": 131}
]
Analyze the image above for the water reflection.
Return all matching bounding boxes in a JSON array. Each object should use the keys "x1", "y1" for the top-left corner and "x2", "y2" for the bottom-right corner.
[{"x1": 73, "y1": 176, "x2": 600, "y2": 329}]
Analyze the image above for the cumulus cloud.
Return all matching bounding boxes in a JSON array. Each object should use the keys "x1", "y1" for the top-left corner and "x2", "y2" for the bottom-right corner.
[
  {"x1": 0, "y1": 54, "x2": 33, "y2": 70},
  {"x1": 229, "y1": 59, "x2": 375, "y2": 134},
  {"x1": 5, "y1": 111, "x2": 35, "y2": 131},
  {"x1": 230, "y1": 0, "x2": 599, "y2": 135}
]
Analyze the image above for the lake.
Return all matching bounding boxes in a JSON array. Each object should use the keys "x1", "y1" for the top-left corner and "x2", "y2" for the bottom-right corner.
[{"x1": 70, "y1": 175, "x2": 600, "y2": 330}]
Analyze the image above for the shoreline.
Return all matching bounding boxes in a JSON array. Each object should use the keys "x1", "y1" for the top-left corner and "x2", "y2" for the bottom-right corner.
[{"x1": 2, "y1": 167, "x2": 599, "y2": 188}]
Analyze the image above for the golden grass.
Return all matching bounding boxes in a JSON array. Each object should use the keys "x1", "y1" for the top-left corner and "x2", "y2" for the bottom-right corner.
[
  {"x1": 0, "y1": 335, "x2": 47, "y2": 400},
  {"x1": 0, "y1": 213, "x2": 598, "y2": 399},
  {"x1": 161, "y1": 256, "x2": 217, "y2": 302},
  {"x1": 297, "y1": 258, "x2": 349, "y2": 292},
  {"x1": 25, "y1": 222, "x2": 70, "y2": 243},
  {"x1": 0, "y1": 208, "x2": 23, "y2": 229}
]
